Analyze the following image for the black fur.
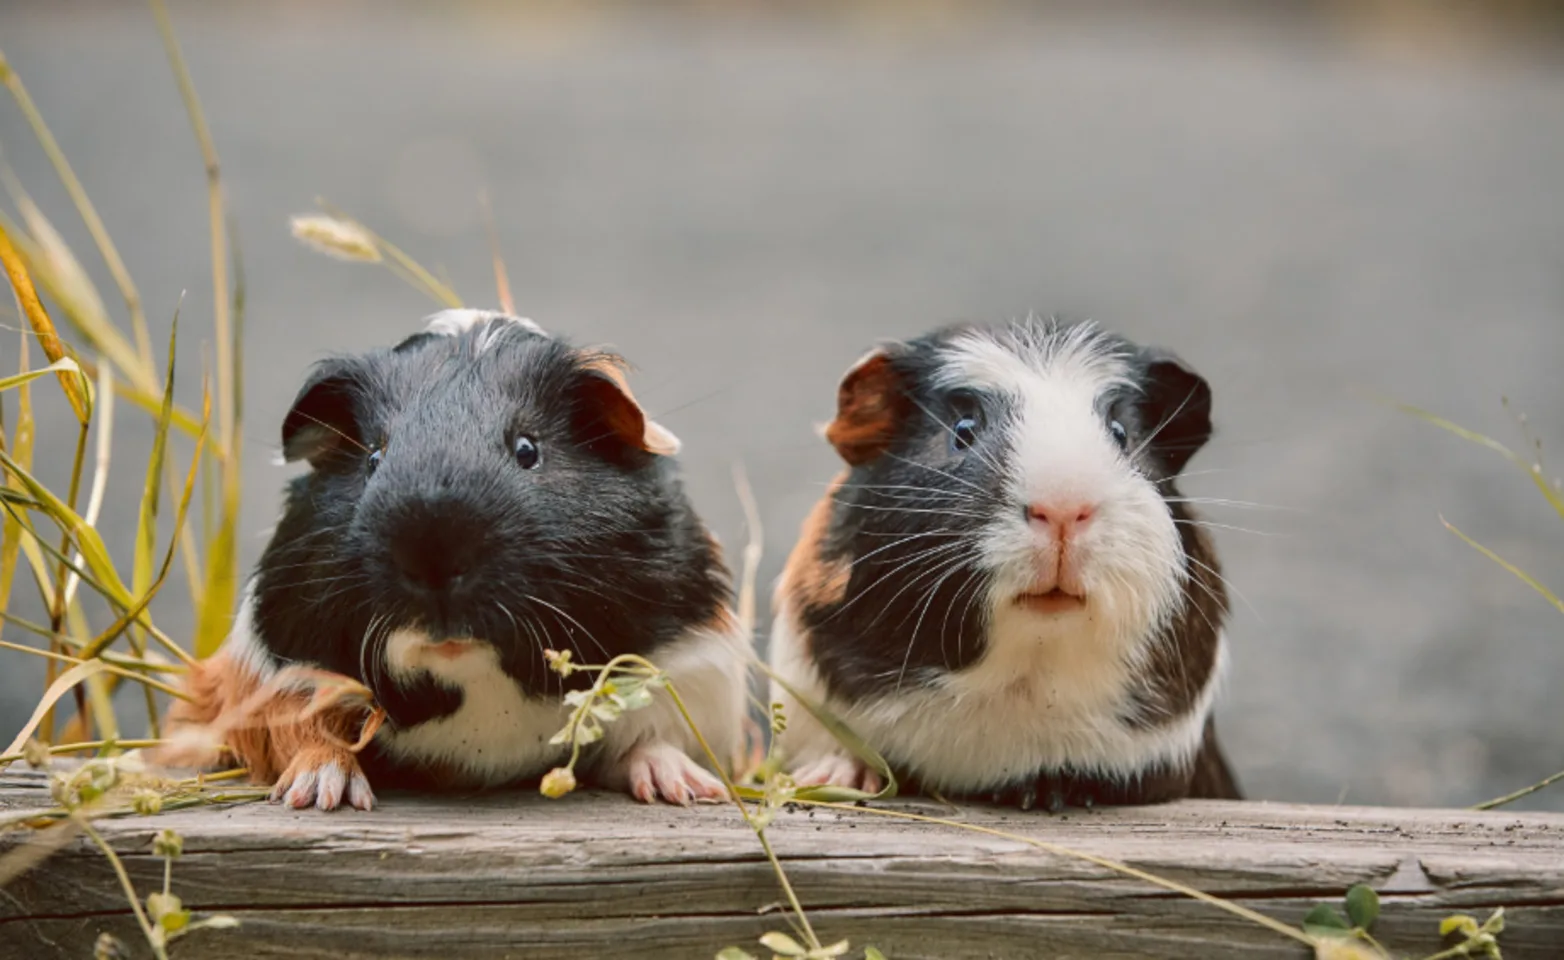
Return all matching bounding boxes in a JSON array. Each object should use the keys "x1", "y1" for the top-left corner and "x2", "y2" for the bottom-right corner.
[{"x1": 250, "y1": 318, "x2": 731, "y2": 741}]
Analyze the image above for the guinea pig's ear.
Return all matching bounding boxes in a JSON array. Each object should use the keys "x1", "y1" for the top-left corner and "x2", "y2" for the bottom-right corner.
[
  {"x1": 576, "y1": 360, "x2": 681, "y2": 458},
  {"x1": 1139, "y1": 348, "x2": 1212, "y2": 475},
  {"x1": 281, "y1": 360, "x2": 366, "y2": 466},
  {"x1": 825, "y1": 347, "x2": 911, "y2": 467}
]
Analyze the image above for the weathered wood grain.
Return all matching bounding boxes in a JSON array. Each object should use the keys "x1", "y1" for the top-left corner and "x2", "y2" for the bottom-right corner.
[{"x1": 2, "y1": 769, "x2": 1561, "y2": 960}]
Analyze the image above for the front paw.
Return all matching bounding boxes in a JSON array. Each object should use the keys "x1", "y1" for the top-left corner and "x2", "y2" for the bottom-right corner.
[
  {"x1": 614, "y1": 741, "x2": 728, "y2": 807},
  {"x1": 270, "y1": 747, "x2": 375, "y2": 811},
  {"x1": 989, "y1": 772, "x2": 1078, "y2": 813},
  {"x1": 791, "y1": 752, "x2": 883, "y2": 794}
]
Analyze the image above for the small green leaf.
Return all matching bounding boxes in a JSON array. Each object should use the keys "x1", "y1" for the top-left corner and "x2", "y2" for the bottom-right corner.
[
  {"x1": 715, "y1": 949, "x2": 758, "y2": 960},
  {"x1": 758, "y1": 932, "x2": 809, "y2": 957},
  {"x1": 814, "y1": 940, "x2": 851, "y2": 958},
  {"x1": 1303, "y1": 904, "x2": 1350, "y2": 937},
  {"x1": 1441, "y1": 914, "x2": 1480, "y2": 938},
  {"x1": 1344, "y1": 884, "x2": 1379, "y2": 930},
  {"x1": 864, "y1": 949, "x2": 888, "y2": 960},
  {"x1": 1480, "y1": 906, "x2": 1506, "y2": 935}
]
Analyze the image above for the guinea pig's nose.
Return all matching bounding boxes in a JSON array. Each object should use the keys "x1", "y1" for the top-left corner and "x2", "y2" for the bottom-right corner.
[
  {"x1": 388, "y1": 502, "x2": 486, "y2": 592},
  {"x1": 1026, "y1": 500, "x2": 1097, "y2": 541}
]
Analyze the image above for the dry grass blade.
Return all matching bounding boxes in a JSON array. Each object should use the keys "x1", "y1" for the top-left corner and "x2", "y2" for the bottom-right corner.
[
  {"x1": 0, "y1": 356, "x2": 82, "y2": 393},
  {"x1": 2, "y1": 659, "x2": 109, "y2": 759},
  {"x1": 0, "y1": 166, "x2": 153, "y2": 391},
  {"x1": 316, "y1": 199, "x2": 463, "y2": 307},
  {"x1": 0, "y1": 332, "x2": 35, "y2": 647},
  {"x1": 797, "y1": 798, "x2": 1316, "y2": 948},
  {"x1": 82, "y1": 416, "x2": 207, "y2": 664},
  {"x1": 1475, "y1": 768, "x2": 1564, "y2": 810},
  {"x1": 0, "y1": 222, "x2": 90, "y2": 421},
  {"x1": 1395, "y1": 399, "x2": 1564, "y2": 522},
  {"x1": 0, "y1": 446, "x2": 129, "y2": 603},
  {"x1": 1439, "y1": 515, "x2": 1564, "y2": 617},
  {"x1": 0, "y1": 49, "x2": 155, "y2": 369},
  {"x1": 135, "y1": 311, "x2": 179, "y2": 611},
  {"x1": 479, "y1": 191, "x2": 515, "y2": 314},
  {"x1": 150, "y1": 0, "x2": 242, "y2": 660},
  {"x1": 62, "y1": 360, "x2": 114, "y2": 609}
]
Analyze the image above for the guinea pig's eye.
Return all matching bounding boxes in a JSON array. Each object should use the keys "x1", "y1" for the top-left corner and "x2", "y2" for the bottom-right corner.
[
  {"x1": 366, "y1": 448, "x2": 384, "y2": 475},
  {"x1": 1108, "y1": 420, "x2": 1129, "y2": 451},
  {"x1": 513, "y1": 435, "x2": 541, "y2": 470},
  {"x1": 952, "y1": 416, "x2": 981, "y2": 452}
]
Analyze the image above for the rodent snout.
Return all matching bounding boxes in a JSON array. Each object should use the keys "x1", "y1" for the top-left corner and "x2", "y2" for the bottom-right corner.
[
  {"x1": 385, "y1": 499, "x2": 488, "y2": 594},
  {"x1": 1025, "y1": 499, "x2": 1097, "y2": 543}
]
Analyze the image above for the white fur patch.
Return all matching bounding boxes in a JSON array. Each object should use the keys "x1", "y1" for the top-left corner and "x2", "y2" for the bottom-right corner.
[
  {"x1": 224, "y1": 581, "x2": 278, "y2": 682},
  {"x1": 372, "y1": 622, "x2": 751, "y2": 787},
  {"x1": 951, "y1": 321, "x2": 1185, "y2": 698},
  {"x1": 771, "y1": 599, "x2": 1225, "y2": 792},
  {"x1": 423, "y1": 308, "x2": 546, "y2": 351},
  {"x1": 374, "y1": 629, "x2": 572, "y2": 786},
  {"x1": 595, "y1": 624, "x2": 751, "y2": 783}
]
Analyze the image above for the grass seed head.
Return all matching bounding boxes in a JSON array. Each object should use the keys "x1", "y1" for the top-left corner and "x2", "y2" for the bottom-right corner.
[{"x1": 289, "y1": 214, "x2": 381, "y2": 262}]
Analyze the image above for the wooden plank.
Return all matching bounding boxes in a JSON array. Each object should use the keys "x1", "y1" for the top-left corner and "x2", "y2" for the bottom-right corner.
[{"x1": 1, "y1": 768, "x2": 1561, "y2": 960}]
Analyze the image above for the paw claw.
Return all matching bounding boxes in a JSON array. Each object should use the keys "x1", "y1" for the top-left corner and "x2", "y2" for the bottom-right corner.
[
  {"x1": 792, "y1": 753, "x2": 878, "y2": 793},
  {"x1": 618, "y1": 742, "x2": 726, "y2": 807},
  {"x1": 271, "y1": 749, "x2": 374, "y2": 812}
]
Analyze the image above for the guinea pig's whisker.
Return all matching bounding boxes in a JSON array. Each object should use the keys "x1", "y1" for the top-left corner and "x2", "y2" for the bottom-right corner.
[
  {"x1": 1170, "y1": 518, "x2": 1277, "y2": 538},
  {"x1": 849, "y1": 545, "x2": 978, "y2": 634},
  {"x1": 895, "y1": 560, "x2": 977, "y2": 693},
  {"x1": 939, "y1": 567, "x2": 986, "y2": 669},
  {"x1": 1181, "y1": 552, "x2": 1261, "y2": 621},
  {"x1": 1162, "y1": 496, "x2": 1287, "y2": 512},
  {"x1": 844, "y1": 530, "x2": 971, "y2": 570},
  {"x1": 810, "y1": 541, "x2": 975, "y2": 628},
  {"x1": 884, "y1": 453, "x2": 991, "y2": 498},
  {"x1": 291, "y1": 411, "x2": 371, "y2": 454},
  {"x1": 830, "y1": 501, "x2": 990, "y2": 520},
  {"x1": 1128, "y1": 386, "x2": 1201, "y2": 463},
  {"x1": 908, "y1": 396, "x2": 1008, "y2": 477},
  {"x1": 525, "y1": 593, "x2": 609, "y2": 661}
]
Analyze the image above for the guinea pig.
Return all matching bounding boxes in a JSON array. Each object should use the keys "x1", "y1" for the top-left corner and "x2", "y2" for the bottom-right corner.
[
  {"x1": 161, "y1": 309, "x2": 748, "y2": 810},
  {"x1": 768, "y1": 316, "x2": 1240, "y2": 811}
]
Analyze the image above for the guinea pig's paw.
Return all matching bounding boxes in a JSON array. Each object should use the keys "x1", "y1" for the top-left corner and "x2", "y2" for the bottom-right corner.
[
  {"x1": 791, "y1": 753, "x2": 883, "y2": 794},
  {"x1": 989, "y1": 773, "x2": 1072, "y2": 814},
  {"x1": 270, "y1": 748, "x2": 375, "y2": 812},
  {"x1": 620, "y1": 741, "x2": 729, "y2": 807}
]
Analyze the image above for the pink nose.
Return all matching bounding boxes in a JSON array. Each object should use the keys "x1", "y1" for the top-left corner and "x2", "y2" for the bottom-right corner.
[{"x1": 1027, "y1": 501, "x2": 1096, "y2": 539}]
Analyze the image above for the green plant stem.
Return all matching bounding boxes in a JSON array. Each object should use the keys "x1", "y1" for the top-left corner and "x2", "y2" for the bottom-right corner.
[
  {"x1": 0, "y1": 51, "x2": 155, "y2": 370},
  {"x1": 43, "y1": 423, "x2": 90, "y2": 743},
  {"x1": 655, "y1": 663, "x2": 820, "y2": 952},
  {"x1": 75, "y1": 815, "x2": 168, "y2": 960},
  {"x1": 1474, "y1": 768, "x2": 1564, "y2": 810},
  {"x1": 0, "y1": 738, "x2": 165, "y2": 765},
  {"x1": 793, "y1": 799, "x2": 1315, "y2": 949}
]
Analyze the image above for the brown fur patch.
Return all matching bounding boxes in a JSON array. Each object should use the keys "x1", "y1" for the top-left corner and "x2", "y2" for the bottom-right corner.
[
  {"x1": 580, "y1": 354, "x2": 679, "y2": 456},
  {"x1": 777, "y1": 476, "x2": 852, "y2": 624},
  {"x1": 824, "y1": 350, "x2": 911, "y2": 467},
  {"x1": 152, "y1": 650, "x2": 379, "y2": 789}
]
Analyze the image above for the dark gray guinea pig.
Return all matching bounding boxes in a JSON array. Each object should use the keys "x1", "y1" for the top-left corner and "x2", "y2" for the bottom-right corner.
[
  {"x1": 769, "y1": 316, "x2": 1240, "y2": 811},
  {"x1": 211, "y1": 310, "x2": 747, "y2": 809}
]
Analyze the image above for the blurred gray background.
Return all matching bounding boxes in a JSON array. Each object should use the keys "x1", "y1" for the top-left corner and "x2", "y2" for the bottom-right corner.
[{"x1": 2, "y1": 0, "x2": 1562, "y2": 810}]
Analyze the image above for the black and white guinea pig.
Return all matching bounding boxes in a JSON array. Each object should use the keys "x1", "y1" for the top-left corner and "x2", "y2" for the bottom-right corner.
[
  {"x1": 769, "y1": 316, "x2": 1241, "y2": 811},
  {"x1": 217, "y1": 309, "x2": 747, "y2": 809}
]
